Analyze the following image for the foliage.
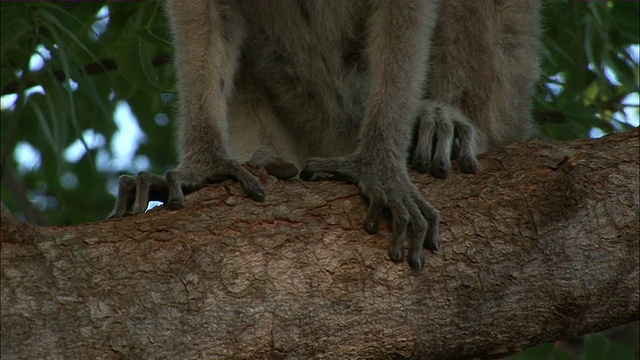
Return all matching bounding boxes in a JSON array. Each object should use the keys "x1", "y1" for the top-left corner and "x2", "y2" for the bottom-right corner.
[
  {"x1": 0, "y1": 1, "x2": 637, "y2": 358},
  {"x1": 1, "y1": 1, "x2": 174, "y2": 225},
  {"x1": 539, "y1": 0, "x2": 639, "y2": 139},
  {"x1": 505, "y1": 332, "x2": 638, "y2": 360}
]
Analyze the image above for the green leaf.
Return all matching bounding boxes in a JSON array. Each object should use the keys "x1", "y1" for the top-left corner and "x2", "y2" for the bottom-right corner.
[
  {"x1": 583, "y1": 333, "x2": 636, "y2": 360},
  {"x1": 605, "y1": 53, "x2": 639, "y2": 92},
  {"x1": 610, "y1": 2, "x2": 640, "y2": 46},
  {"x1": 114, "y1": 22, "x2": 168, "y2": 92}
]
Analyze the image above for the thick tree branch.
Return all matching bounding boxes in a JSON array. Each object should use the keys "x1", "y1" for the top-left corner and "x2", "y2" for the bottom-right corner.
[{"x1": 1, "y1": 130, "x2": 639, "y2": 359}]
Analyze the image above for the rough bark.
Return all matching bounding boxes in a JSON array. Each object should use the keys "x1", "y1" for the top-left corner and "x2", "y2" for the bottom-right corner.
[{"x1": 2, "y1": 130, "x2": 639, "y2": 359}]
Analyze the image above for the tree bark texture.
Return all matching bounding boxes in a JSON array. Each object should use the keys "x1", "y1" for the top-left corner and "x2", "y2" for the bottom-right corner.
[{"x1": 2, "y1": 130, "x2": 639, "y2": 359}]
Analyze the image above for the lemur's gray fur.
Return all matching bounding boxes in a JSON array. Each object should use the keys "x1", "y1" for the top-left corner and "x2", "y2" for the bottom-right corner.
[{"x1": 109, "y1": 0, "x2": 541, "y2": 270}]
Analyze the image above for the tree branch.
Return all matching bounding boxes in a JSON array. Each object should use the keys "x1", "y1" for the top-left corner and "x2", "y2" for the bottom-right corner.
[{"x1": 1, "y1": 130, "x2": 638, "y2": 359}]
